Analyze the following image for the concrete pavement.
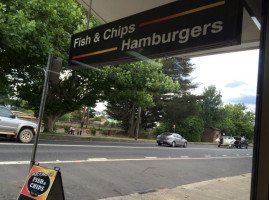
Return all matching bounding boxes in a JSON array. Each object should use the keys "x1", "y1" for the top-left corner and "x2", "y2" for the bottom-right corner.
[{"x1": 100, "y1": 173, "x2": 251, "y2": 200}]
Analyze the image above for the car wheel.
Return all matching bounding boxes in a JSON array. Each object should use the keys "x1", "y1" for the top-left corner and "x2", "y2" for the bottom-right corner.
[
  {"x1": 183, "y1": 142, "x2": 187, "y2": 148},
  {"x1": 236, "y1": 146, "x2": 238, "y2": 148},
  {"x1": 171, "y1": 141, "x2": 176, "y2": 147},
  {"x1": 246, "y1": 144, "x2": 248, "y2": 149},
  {"x1": 157, "y1": 143, "x2": 162, "y2": 146},
  {"x1": 18, "y1": 129, "x2": 33, "y2": 143},
  {"x1": 239, "y1": 145, "x2": 242, "y2": 149}
]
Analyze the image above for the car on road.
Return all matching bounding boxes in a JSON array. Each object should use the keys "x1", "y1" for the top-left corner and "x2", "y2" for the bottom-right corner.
[
  {"x1": 0, "y1": 106, "x2": 37, "y2": 143},
  {"x1": 157, "y1": 132, "x2": 187, "y2": 148},
  {"x1": 216, "y1": 136, "x2": 235, "y2": 148},
  {"x1": 233, "y1": 136, "x2": 248, "y2": 149}
]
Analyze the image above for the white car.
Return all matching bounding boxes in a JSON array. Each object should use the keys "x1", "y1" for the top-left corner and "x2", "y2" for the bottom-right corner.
[{"x1": 216, "y1": 136, "x2": 235, "y2": 148}]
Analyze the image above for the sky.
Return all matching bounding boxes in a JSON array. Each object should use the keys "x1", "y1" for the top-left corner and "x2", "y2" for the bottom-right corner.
[
  {"x1": 95, "y1": 49, "x2": 260, "y2": 112},
  {"x1": 190, "y1": 49, "x2": 259, "y2": 110}
]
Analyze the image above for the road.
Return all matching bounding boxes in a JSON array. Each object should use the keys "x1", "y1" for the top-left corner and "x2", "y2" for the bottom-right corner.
[{"x1": 0, "y1": 138, "x2": 253, "y2": 200}]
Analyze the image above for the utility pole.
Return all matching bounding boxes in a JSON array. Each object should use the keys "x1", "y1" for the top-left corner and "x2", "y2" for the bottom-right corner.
[{"x1": 135, "y1": 107, "x2": 141, "y2": 141}]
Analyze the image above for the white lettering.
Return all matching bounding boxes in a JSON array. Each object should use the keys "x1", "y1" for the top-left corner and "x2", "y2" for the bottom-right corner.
[
  {"x1": 211, "y1": 21, "x2": 223, "y2": 33},
  {"x1": 178, "y1": 28, "x2": 190, "y2": 43},
  {"x1": 152, "y1": 33, "x2": 161, "y2": 45},
  {"x1": 120, "y1": 26, "x2": 129, "y2": 38},
  {"x1": 139, "y1": 37, "x2": 151, "y2": 47},
  {"x1": 103, "y1": 29, "x2": 111, "y2": 40},
  {"x1": 191, "y1": 26, "x2": 202, "y2": 37},
  {"x1": 74, "y1": 38, "x2": 80, "y2": 48},
  {"x1": 121, "y1": 39, "x2": 131, "y2": 51},
  {"x1": 203, "y1": 23, "x2": 211, "y2": 35},
  {"x1": 129, "y1": 24, "x2": 136, "y2": 34}
]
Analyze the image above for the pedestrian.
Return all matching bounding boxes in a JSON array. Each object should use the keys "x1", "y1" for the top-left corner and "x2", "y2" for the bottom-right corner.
[{"x1": 69, "y1": 126, "x2": 75, "y2": 135}]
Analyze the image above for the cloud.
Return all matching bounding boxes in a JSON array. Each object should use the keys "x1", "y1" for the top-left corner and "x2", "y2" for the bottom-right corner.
[
  {"x1": 226, "y1": 95, "x2": 256, "y2": 105},
  {"x1": 225, "y1": 81, "x2": 247, "y2": 88}
]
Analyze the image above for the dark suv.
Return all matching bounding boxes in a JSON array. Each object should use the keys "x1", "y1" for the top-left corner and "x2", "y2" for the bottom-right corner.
[
  {"x1": 233, "y1": 136, "x2": 248, "y2": 149},
  {"x1": 0, "y1": 106, "x2": 37, "y2": 143}
]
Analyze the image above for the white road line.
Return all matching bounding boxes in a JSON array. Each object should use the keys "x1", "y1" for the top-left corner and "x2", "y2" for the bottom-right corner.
[
  {"x1": 180, "y1": 156, "x2": 189, "y2": 158},
  {"x1": 0, "y1": 142, "x2": 249, "y2": 151},
  {"x1": 145, "y1": 157, "x2": 157, "y2": 159},
  {"x1": 0, "y1": 156, "x2": 252, "y2": 166},
  {"x1": 204, "y1": 155, "x2": 211, "y2": 157},
  {"x1": 222, "y1": 155, "x2": 228, "y2": 157},
  {"x1": 87, "y1": 158, "x2": 107, "y2": 161}
]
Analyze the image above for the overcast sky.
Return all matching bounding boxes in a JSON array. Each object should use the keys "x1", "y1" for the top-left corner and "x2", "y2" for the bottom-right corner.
[{"x1": 190, "y1": 49, "x2": 259, "y2": 110}]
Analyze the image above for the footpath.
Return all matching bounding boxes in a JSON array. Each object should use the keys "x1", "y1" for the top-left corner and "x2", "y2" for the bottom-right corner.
[{"x1": 100, "y1": 173, "x2": 251, "y2": 200}]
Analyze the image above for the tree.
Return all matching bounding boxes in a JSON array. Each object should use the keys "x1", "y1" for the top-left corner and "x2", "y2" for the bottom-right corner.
[
  {"x1": 0, "y1": 0, "x2": 103, "y2": 132},
  {"x1": 200, "y1": 85, "x2": 223, "y2": 128},
  {"x1": 219, "y1": 103, "x2": 255, "y2": 139},
  {"x1": 105, "y1": 61, "x2": 179, "y2": 137},
  {"x1": 177, "y1": 116, "x2": 204, "y2": 142},
  {"x1": 153, "y1": 57, "x2": 202, "y2": 128}
]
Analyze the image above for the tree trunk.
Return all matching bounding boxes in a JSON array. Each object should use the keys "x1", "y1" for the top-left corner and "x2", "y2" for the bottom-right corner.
[{"x1": 43, "y1": 114, "x2": 61, "y2": 133}]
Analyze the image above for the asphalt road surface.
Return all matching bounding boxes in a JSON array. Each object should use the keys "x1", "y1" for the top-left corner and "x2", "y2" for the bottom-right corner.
[{"x1": 0, "y1": 138, "x2": 253, "y2": 200}]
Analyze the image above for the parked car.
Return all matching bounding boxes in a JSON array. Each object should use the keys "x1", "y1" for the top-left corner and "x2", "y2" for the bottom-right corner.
[
  {"x1": 233, "y1": 136, "x2": 248, "y2": 149},
  {"x1": 0, "y1": 106, "x2": 37, "y2": 143},
  {"x1": 216, "y1": 136, "x2": 235, "y2": 148},
  {"x1": 157, "y1": 132, "x2": 187, "y2": 148}
]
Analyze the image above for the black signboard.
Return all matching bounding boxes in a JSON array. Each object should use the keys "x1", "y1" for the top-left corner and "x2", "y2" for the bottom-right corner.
[{"x1": 69, "y1": 0, "x2": 243, "y2": 69}]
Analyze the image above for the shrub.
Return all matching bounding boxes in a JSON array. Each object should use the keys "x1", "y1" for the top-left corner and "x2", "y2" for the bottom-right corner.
[
  {"x1": 104, "y1": 121, "x2": 110, "y2": 126},
  {"x1": 94, "y1": 116, "x2": 102, "y2": 121},
  {"x1": 91, "y1": 128, "x2": 96, "y2": 135},
  {"x1": 115, "y1": 130, "x2": 120, "y2": 135},
  {"x1": 153, "y1": 122, "x2": 170, "y2": 136},
  {"x1": 53, "y1": 124, "x2": 58, "y2": 132},
  {"x1": 102, "y1": 129, "x2": 109, "y2": 135}
]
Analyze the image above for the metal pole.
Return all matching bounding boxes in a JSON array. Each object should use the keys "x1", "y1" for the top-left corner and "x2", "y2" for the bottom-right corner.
[
  {"x1": 29, "y1": 54, "x2": 53, "y2": 170},
  {"x1": 135, "y1": 107, "x2": 141, "y2": 141},
  {"x1": 86, "y1": 0, "x2": 92, "y2": 29}
]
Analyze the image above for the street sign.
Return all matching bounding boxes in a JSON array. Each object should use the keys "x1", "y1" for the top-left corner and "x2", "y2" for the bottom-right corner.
[
  {"x1": 69, "y1": 0, "x2": 243, "y2": 69},
  {"x1": 18, "y1": 165, "x2": 65, "y2": 200}
]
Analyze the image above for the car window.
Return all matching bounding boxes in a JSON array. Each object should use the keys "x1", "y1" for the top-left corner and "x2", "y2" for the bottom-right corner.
[
  {"x1": 162, "y1": 133, "x2": 171, "y2": 136},
  {"x1": 0, "y1": 107, "x2": 13, "y2": 118}
]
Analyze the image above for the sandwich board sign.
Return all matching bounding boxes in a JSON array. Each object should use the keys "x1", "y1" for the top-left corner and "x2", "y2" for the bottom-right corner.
[
  {"x1": 69, "y1": 0, "x2": 243, "y2": 69},
  {"x1": 18, "y1": 165, "x2": 65, "y2": 200}
]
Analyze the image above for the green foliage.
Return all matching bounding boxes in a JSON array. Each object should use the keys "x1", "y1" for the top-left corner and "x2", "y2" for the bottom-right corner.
[
  {"x1": 153, "y1": 122, "x2": 171, "y2": 136},
  {"x1": 104, "y1": 121, "x2": 110, "y2": 126},
  {"x1": 0, "y1": 0, "x2": 104, "y2": 132},
  {"x1": 53, "y1": 124, "x2": 58, "y2": 132},
  {"x1": 219, "y1": 103, "x2": 255, "y2": 139},
  {"x1": 177, "y1": 116, "x2": 204, "y2": 142},
  {"x1": 102, "y1": 129, "x2": 109, "y2": 135},
  {"x1": 58, "y1": 113, "x2": 70, "y2": 122},
  {"x1": 105, "y1": 60, "x2": 179, "y2": 134},
  {"x1": 115, "y1": 130, "x2": 120, "y2": 135},
  {"x1": 200, "y1": 85, "x2": 223, "y2": 128},
  {"x1": 94, "y1": 116, "x2": 102, "y2": 121},
  {"x1": 90, "y1": 128, "x2": 96, "y2": 135}
]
